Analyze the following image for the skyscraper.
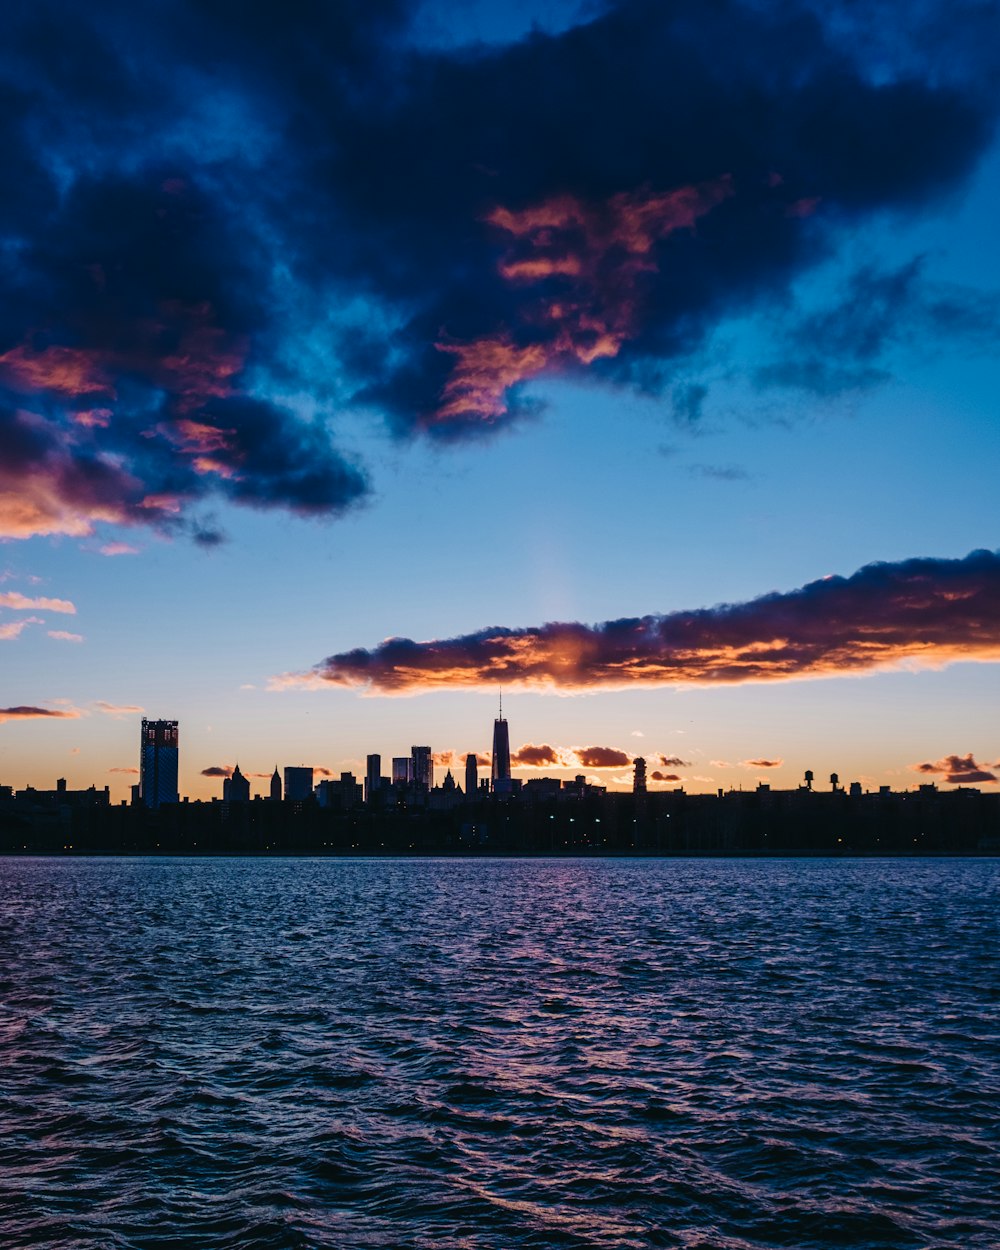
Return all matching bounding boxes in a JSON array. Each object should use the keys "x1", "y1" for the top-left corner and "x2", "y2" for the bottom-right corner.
[
  {"x1": 392, "y1": 757, "x2": 412, "y2": 785},
  {"x1": 284, "y1": 766, "x2": 313, "y2": 802},
  {"x1": 491, "y1": 694, "x2": 511, "y2": 791},
  {"x1": 139, "y1": 718, "x2": 179, "y2": 809},
  {"x1": 411, "y1": 746, "x2": 433, "y2": 792},
  {"x1": 270, "y1": 766, "x2": 282, "y2": 801},
  {"x1": 366, "y1": 753, "x2": 381, "y2": 804},
  {"x1": 223, "y1": 763, "x2": 250, "y2": 803},
  {"x1": 465, "y1": 753, "x2": 478, "y2": 799}
]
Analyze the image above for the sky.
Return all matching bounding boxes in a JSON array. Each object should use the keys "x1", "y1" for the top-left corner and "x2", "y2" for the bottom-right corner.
[{"x1": 1, "y1": 0, "x2": 999, "y2": 802}]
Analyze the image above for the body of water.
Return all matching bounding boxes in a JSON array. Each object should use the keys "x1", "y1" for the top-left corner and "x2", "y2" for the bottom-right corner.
[{"x1": 0, "y1": 856, "x2": 996, "y2": 1248}]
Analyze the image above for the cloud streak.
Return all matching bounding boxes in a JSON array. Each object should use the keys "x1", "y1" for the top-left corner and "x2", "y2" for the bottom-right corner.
[
  {"x1": 0, "y1": 591, "x2": 76, "y2": 613},
  {"x1": 299, "y1": 550, "x2": 1000, "y2": 693},
  {"x1": 0, "y1": 705, "x2": 82, "y2": 723}
]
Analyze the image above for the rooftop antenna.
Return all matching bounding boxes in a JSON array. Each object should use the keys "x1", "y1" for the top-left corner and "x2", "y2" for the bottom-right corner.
[{"x1": 499, "y1": 685, "x2": 503, "y2": 720}]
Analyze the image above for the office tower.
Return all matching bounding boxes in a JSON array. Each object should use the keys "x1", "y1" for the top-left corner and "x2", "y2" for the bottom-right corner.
[
  {"x1": 270, "y1": 766, "x2": 281, "y2": 801},
  {"x1": 366, "y1": 754, "x2": 381, "y2": 804},
  {"x1": 139, "y1": 718, "x2": 179, "y2": 809},
  {"x1": 317, "y1": 772, "x2": 364, "y2": 810},
  {"x1": 491, "y1": 695, "x2": 510, "y2": 791},
  {"x1": 224, "y1": 763, "x2": 250, "y2": 803},
  {"x1": 632, "y1": 757, "x2": 647, "y2": 795},
  {"x1": 465, "y1": 753, "x2": 478, "y2": 799},
  {"x1": 411, "y1": 746, "x2": 433, "y2": 791},
  {"x1": 284, "y1": 766, "x2": 314, "y2": 802},
  {"x1": 392, "y1": 757, "x2": 412, "y2": 785}
]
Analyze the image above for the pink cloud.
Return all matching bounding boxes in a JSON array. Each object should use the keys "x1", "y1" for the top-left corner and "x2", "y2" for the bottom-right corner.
[
  {"x1": 94, "y1": 701, "x2": 145, "y2": 716},
  {"x1": 0, "y1": 591, "x2": 76, "y2": 613}
]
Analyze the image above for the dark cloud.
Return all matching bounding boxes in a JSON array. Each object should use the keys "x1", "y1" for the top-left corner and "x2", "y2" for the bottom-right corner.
[
  {"x1": 658, "y1": 755, "x2": 690, "y2": 767},
  {"x1": 297, "y1": 549, "x2": 1000, "y2": 692},
  {"x1": 575, "y1": 746, "x2": 630, "y2": 768},
  {"x1": 0, "y1": 171, "x2": 368, "y2": 540},
  {"x1": 512, "y1": 743, "x2": 560, "y2": 767},
  {"x1": 650, "y1": 771, "x2": 682, "y2": 782},
  {"x1": 690, "y1": 464, "x2": 751, "y2": 482},
  {"x1": 742, "y1": 758, "x2": 783, "y2": 768},
  {"x1": 670, "y1": 383, "x2": 709, "y2": 429},
  {"x1": 912, "y1": 753, "x2": 997, "y2": 784},
  {"x1": 0, "y1": 705, "x2": 81, "y2": 722},
  {"x1": 201, "y1": 765, "x2": 233, "y2": 777},
  {"x1": 0, "y1": 0, "x2": 996, "y2": 537},
  {"x1": 755, "y1": 258, "x2": 999, "y2": 396}
]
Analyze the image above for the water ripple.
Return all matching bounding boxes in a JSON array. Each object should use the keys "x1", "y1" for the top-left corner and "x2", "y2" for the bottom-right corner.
[{"x1": 0, "y1": 856, "x2": 997, "y2": 1248}]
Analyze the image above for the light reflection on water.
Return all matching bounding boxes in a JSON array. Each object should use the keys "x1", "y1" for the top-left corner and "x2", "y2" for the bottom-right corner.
[{"x1": 0, "y1": 856, "x2": 997, "y2": 1248}]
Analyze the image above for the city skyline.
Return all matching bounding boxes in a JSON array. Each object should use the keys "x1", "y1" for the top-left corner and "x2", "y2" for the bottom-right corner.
[
  {"x1": 1, "y1": 0, "x2": 999, "y2": 805},
  {"x1": 2, "y1": 702, "x2": 998, "y2": 806}
]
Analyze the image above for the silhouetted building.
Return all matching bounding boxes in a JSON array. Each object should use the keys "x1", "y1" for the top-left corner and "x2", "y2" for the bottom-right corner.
[
  {"x1": 411, "y1": 746, "x2": 433, "y2": 792},
  {"x1": 316, "y1": 772, "x2": 363, "y2": 809},
  {"x1": 491, "y1": 696, "x2": 510, "y2": 792},
  {"x1": 465, "y1": 753, "x2": 478, "y2": 800},
  {"x1": 392, "y1": 757, "x2": 412, "y2": 785},
  {"x1": 269, "y1": 766, "x2": 281, "y2": 801},
  {"x1": 140, "y1": 718, "x2": 179, "y2": 809},
  {"x1": 15, "y1": 778, "x2": 110, "y2": 807},
  {"x1": 522, "y1": 777, "x2": 562, "y2": 801},
  {"x1": 366, "y1": 754, "x2": 381, "y2": 804},
  {"x1": 223, "y1": 763, "x2": 250, "y2": 803},
  {"x1": 633, "y1": 757, "x2": 647, "y2": 794},
  {"x1": 284, "y1": 766, "x2": 313, "y2": 802}
]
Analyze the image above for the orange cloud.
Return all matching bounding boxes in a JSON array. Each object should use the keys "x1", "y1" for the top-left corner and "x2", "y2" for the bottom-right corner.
[
  {"x1": 575, "y1": 746, "x2": 631, "y2": 769},
  {"x1": 299, "y1": 550, "x2": 1000, "y2": 694},
  {"x1": 48, "y1": 630, "x2": 84, "y2": 643},
  {"x1": 429, "y1": 175, "x2": 733, "y2": 425},
  {"x1": 511, "y1": 743, "x2": 561, "y2": 768},
  {"x1": 0, "y1": 705, "x2": 82, "y2": 723},
  {"x1": 0, "y1": 343, "x2": 114, "y2": 399},
  {"x1": 0, "y1": 304, "x2": 244, "y2": 411},
  {"x1": 911, "y1": 753, "x2": 997, "y2": 785}
]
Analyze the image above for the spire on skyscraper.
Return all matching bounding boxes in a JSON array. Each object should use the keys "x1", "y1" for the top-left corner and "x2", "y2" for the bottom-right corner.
[{"x1": 491, "y1": 693, "x2": 511, "y2": 791}]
